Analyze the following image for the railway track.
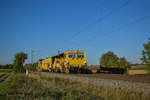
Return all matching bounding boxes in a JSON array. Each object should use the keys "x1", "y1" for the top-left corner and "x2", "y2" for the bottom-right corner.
[
  {"x1": 39, "y1": 71, "x2": 150, "y2": 83},
  {"x1": 69, "y1": 73, "x2": 150, "y2": 83}
]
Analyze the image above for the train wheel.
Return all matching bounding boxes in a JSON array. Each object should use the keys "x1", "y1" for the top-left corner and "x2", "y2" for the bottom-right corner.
[
  {"x1": 69, "y1": 67, "x2": 74, "y2": 73},
  {"x1": 80, "y1": 68, "x2": 92, "y2": 74},
  {"x1": 65, "y1": 68, "x2": 69, "y2": 73}
]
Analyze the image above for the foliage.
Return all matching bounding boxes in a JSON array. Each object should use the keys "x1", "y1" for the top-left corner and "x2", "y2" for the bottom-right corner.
[
  {"x1": 118, "y1": 57, "x2": 130, "y2": 70},
  {"x1": 141, "y1": 38, "x2": 150, "y2": 74},
  {"x1": 100, "y1": 51, "x2": 119, "y2": 68},
  {"x1": 24, "y1": 63, "x2": 37, "y2": 71},
  {"x1": 100, "y1": 51, "x2": 130, "y2": 70},
  {"x1": 13, "y1": 52, "x2": 27, "y2": 73}
]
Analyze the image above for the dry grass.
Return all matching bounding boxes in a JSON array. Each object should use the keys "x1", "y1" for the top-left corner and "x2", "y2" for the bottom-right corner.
[
  {"x1": 1, "y1": 73, "x2": 149, "y2": 100},
  {"x1": 128, "y1": 69, "x2": 148, "y2": 75},
  {"x1": 87, "y1": 65, "x2": 100, "y2": 73},
  {"x1": 128, "y1": 65, "x2": 148, "y2": 75}
]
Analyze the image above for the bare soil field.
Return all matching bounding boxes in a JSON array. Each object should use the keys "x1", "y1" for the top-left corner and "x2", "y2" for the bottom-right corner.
[{"x1": 130, "y1": 65, "x2": 146, "y2": 70}]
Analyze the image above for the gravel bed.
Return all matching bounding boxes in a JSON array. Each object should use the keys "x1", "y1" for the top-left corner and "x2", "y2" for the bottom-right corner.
[{"x1": 40, "y1": 72, "x2": 150, "y2": 94}]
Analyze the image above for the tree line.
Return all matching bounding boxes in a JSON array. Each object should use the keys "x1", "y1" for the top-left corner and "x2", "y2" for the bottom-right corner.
[{"x1": 0, "y1": 64, "x2": 13, "y2": 69}]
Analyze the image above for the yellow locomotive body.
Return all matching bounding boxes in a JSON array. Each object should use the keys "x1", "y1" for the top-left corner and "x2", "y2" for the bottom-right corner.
[
  {"x1": 37, "y1": 50, "x2": 86, "y2": 73},
  {"x1": 37, "y1": 60, "x2": 42, "y2": 71},
  {"x1": 37, "y1": 58, "x2": 52, "y2": 71}
]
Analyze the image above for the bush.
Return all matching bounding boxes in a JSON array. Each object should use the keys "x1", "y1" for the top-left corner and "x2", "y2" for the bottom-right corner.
[
  {"x1": 141, "y1": 38, "x2": 150, "y2": 74},
  {"x1": 99, "y1": 51, "x2": 130, "y2": 73},
  {"x1": 24, "y1": 63, "x2": 37, "y2": 71},
  {"x1": 13, "y1": 52, "x2": 27, "y2": 73}
]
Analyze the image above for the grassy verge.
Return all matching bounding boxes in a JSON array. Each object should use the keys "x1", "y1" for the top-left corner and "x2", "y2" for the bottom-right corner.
[
  {"x1": 0, "y1": 73, "x2": 6, "y2": 79},
  {"x1": 0, "y1": 73, "x2": 16, "y2": 99},
  {"x1": 0, "y1": 73, "x2": 9, "y2": 83},
  {"x1": 2, "y1": 73, "x2": 149, "y2": 100}
]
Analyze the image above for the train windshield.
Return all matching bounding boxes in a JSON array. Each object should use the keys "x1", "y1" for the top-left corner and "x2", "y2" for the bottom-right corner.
[
  {"x1": 77, "y1": 53, "x2": 84, "y2": 58},
  {"x1": 68, "y1": 53, "x2": 75, "y2": 58}
]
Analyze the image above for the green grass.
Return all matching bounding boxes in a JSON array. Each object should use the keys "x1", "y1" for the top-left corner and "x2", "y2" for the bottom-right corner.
[
  {"x1": 0, "y1": 73, "x2": 16, "y2": 99},
  {"x1": 0, "y1": 73, "x2": 6, "y2": 79},
  {"x1": 1, "y1": 73, "x2": 149, "y2": 100},
  {"x1": 0, "y1": 69, "x2": 15, "y2": 99}
]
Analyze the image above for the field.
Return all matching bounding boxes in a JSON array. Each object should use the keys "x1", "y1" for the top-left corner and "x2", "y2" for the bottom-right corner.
[
  {"x1": 88, "y1": 65, "x2": 148, "y2": 75},
  {"x1": 128, "y1": 65, "x2": 148, "y2": 75},
  {"x1": 0, "y1": 71, "x2": 150, "y2": 100},
  {"x1": 127, "y1": 69, "x2": 148, "y2": 75}
]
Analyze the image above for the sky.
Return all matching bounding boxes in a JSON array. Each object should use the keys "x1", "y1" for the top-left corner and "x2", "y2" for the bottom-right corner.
[{"x1": 0, "y1": 0, "x2": 150, "y2": 65}]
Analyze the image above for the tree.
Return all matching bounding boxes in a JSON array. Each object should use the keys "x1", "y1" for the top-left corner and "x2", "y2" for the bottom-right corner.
[
  {"x1": 13, "y1": 52, "x2": 27, "y2": 72},
  {"x1": 141, "y1": 38, "x2": 150, "y2": 74},
  {"x1": 100, "y1": 51, "x2": 130, "y2": 70},
  {"x1": 100, "y1": 51, "x2": 119, "y2": 68},
  {"x1": 118, "y1": 57, "x2": 130, "y2": 71}
]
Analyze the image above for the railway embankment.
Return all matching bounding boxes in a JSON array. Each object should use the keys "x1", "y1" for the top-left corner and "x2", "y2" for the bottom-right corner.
[{"x1": 40, "y1": 72, "x2": 150, "y2": 94}]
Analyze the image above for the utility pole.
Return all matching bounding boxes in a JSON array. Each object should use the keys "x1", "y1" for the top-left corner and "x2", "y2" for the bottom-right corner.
[
  {"x1": 58, "y1": 50, "x2": 60, "y2": 54},
  {"x1": 27, "y1": 50, "x2": 34, "y2": 75},
  {"x1": 31, "y1": 50, "x2": 34, "y2": 64}
]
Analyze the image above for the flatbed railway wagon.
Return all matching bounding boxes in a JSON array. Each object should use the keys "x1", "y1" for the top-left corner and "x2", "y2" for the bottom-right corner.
[{"x1": 37, "y1": 50, "x2": 87, "y2": 73}]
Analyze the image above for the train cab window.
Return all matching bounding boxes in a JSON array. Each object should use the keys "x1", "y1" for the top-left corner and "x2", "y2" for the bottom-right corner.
[
  {"x1": 68, "y1": 53, "x2": 75, "y2": 58},
  {"x1": 77, "y1": 53, "x2": 84, "y2": 58}
]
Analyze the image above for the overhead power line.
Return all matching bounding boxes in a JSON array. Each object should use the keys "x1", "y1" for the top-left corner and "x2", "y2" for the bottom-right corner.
[
  {"x1": 87, "y1": 14, "x2": 150, "y2": 47},
  {"x1": 66, "y1": 0, "x2": 132, "y2": 43},
  {"x1": 69, "y1": 14, "x2": 150, "y2": 48}
]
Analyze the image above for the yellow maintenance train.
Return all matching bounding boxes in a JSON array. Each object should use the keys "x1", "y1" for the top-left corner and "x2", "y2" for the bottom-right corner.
[{"x1": 37, "y1": 50, "x2": 87, "y2": 73}]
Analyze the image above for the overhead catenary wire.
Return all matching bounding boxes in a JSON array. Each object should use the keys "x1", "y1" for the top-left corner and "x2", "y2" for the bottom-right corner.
[
  {"x1": 69, "y1": 13, "x2": 150, "y2": 48},
  {"x1": 68, "y1": 1, "x2": 150, "y2": 48},
  {"x1": 62, "y1": 0, "x2": 132, "y2": 50},
  {"x1": 64, "y1": 0, "x2": 132, "y2": 45},
  {"x1": 86, "y1": 14, "x2": 150, "y2": 47}
]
